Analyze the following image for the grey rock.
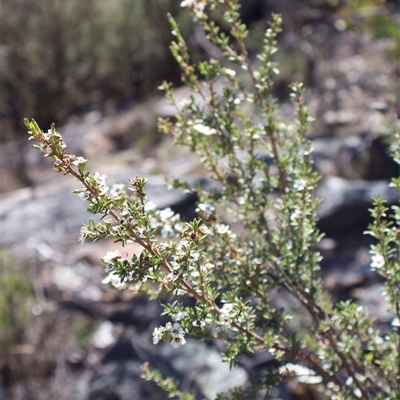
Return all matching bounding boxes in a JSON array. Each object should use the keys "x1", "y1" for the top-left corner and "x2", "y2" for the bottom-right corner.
[
  {"x1": 316, "y1": 176, "x2": 399, "y2": 236},
  {"x1": 160, "y1": 339, "x2": 248, "y2": 399}
]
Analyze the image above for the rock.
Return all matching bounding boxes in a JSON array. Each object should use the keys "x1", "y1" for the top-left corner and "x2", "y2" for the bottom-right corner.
[
  {"x1": 70, "y1": 358, "x2": 168, "y2": 400},
  {"x1": 52, "y1": 263, "x2": 103, "y2": 302},
  {"x1": 311, "y1": 135, "x2": 369, "y2": 177},
  {"x1": 62, "y1": 102, "x2": 159, "y2": 158},
  {"x1": 364, "y1": 135, "x2": 400, "y2": 180},
  {"x1": 160, "y1": 339, "x2": 248, "y2": 399},
  {"x1": 352, "y1": 283, "x2": 393, "y2": 326},
  {"x1": 316, "y1": 176, "x2": 398, "y2": 236}
]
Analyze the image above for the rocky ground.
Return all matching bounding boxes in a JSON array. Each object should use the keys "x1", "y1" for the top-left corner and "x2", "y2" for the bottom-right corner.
[{"x1": 1, "y1": 18, "x2": 400, "y2": 400}]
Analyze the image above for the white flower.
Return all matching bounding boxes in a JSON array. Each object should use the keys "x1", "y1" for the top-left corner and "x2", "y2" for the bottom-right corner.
[
  {"x1": 100, "y1": 186, "x2": 109, "y2": 194},
  {"x1": 72, "y1": 156, "x2": 87, "y2": 166},
  {"x1": 220, "y1": 303, "x2": 235, "y2": 324},
  {"x1": 178, "y1": 98, "x2": 191, "y2": 109},
  {"x1": 112, "y1": 225, "x2": 121, "y2": 234},
  {"x1": 173, "y1": 311, "x2": 188, "y2": 321},
  {"x1": 290, "y1": 208, "x2": 303, "y2": 226},
  {"x1": 156, "y1": 243, "x2": 168, "y2": 252},
  {"x1": 197, "y1": 203, "x2": 215, "y2": 218},
  {"x1": 199, "y1": 225, "x2": 211, "y2": 235},
  {"x1": 136, "y1": 227, "x2": 148, "y2": 239},
  {"x1": 159, "y1": 207, "x2": 175, "y2": 220},
  {"x1": 152, "y1": 326, "x2": 164, "y2": 345},
  {"x1": 180, "y1": 0, "x2": 195, "y2": 7},
  {"x1": 93, "y1": 172, "x2": 109, "y2": 194},
  {"x1": 101, "y1": 250, "x2": 121, "y2": 265},
  {"x1": 176, "y1": 240, "x2": 189, "y2": 255},
  {"x1": 102, "y1": 272, "x2": 127, "y2": 290},
  {"x1": 40, "y1": 129, "x2": 53, "y2": 141},
  {"x1": 204, "y1": 262, "x2": 214, "y2": 271},
  {"x1": 192, "y1": 319, "x2": 206, "y2": 328},
  {"x1": 145, "y1": 201, "x2": 157, "y2": 211},
  {"x1": 79, "y1": 226, "x2": 89, "y2": 244},
  {"x1": 370, "y1": 253, "x2": 385, "y2": 269},
  {"x1": 164, "y1": 270, "x2": 179, "y2": 283},
  {"x1": 216, "y1": 224, "x2": 230, "y2": 235},
  {"x1": 153, "y1": 322, "x2": 187, "y2": 348},
  {"x1": 167, "y1": 322, "x2": 185, "y2": 337},
  {"x1": 78, "y1": 190, "x2": 90, "y2": 201},
  {"x1": 193, "y1": 123, "x2": 216, "y2": 136},
  {"x1": 223, "y1": 68, "x2": 236, "y2": 77},
  {"x1": 171, "y1": 334, "x2": 186, "y2": 348},
  {"x1": 149, "y1": 217, "x2": 160, "y2": 229},
  {"x1": 391, "y1": 317, "x2": 400, "y2": 327},
  {"x1": 293, "y1": 178, "x2": 307, "y2": 191},
  {"x1": 161, "y1": 223, "x2": 174, "y2": 238},
  {"x1": 180, "y1": 0, "x2": 206, "y2": 18},
  {"x1": 191, "y1": 270, "x2": 200, "y2": 278},
  {"x1": 94, "y1": 172, "x2": 106, "y2": 179},
  {"x1": 93, "y1": 172, "x2": 107, "y2": 184},
  {"x1": 373, "y1": 335, "x2": 384, "y2": 345},
  {"x1": 104, "y1": 264, "x2": 113, "y2": 274},
  {"x1": 279, "y1": 363, "x2": 323, "y2": 384},
  {"x1": 109, "y1": 183, "x2": 125, "y2": 197},
  {"x1": 220, "y1": 303, "x2": 234, "y2": 316}
]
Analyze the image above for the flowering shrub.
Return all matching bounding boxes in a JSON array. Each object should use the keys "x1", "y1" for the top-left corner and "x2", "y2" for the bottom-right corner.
[{"x1": 25, "y1": 0, "x2": 399, "y2": 399}]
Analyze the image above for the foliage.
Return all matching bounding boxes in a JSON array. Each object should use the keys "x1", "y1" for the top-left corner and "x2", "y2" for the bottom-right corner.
[
  {"x1": 1, "y1": 0, "x2": 182, "y2": 141},
  {"x1": 338, "y1": 0, "x2": 400, "y2": 57},
  {"x1": 0, "y1": 249, "x2": 34, "y2": 346},
  {"x1": 25, "y1": 0, "x2": 399, "y2": 399},
  {"x1": 1, "y1": 247, "x2": 97, "y2": 399},
  {"x1": 339, "y1": 0, "x2": 393, "y2": 36}
]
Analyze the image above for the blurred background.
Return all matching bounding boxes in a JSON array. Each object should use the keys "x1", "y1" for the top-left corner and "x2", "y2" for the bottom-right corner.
[{"x1": 1, "y1": 0, "x2": 399, "y2": 399}]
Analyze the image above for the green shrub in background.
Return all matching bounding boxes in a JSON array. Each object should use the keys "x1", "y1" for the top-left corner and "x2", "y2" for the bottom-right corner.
[
  {"x1": 1, "y1": 0, "x2": 184, "y2": 140},
  {"x1": 338, "y1": 0, "x2": 400, "y2": 41},
  {"x1": 25, "y1": 0, "x2": 399, "y2": 399},
  {"x1": 0, "y1": 250, "x2": 34, "y2": 346}
]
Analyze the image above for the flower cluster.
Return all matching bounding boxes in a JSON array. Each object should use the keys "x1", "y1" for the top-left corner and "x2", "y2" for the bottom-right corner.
[
  {"x1": 180, "y1": 0, "x2": 206, "y2": 20},
  {"x1": 101, "y1": 250, "x2": 122, "y2": 272},
  {"x1": 370, "y1": 252, "x2": 385, "y2": 270},
  {"x1": 293, "y1": 178, "x2": 308, "y2": 191},
  {"x1": 219, "y1": 303, "x2": 235, "y2": 325},
  {"x1": 153, "y1": 321, "x2": 187, "y2": 349},
  {"x1": 193, "y1": 122, "x2": 216, "y2": 136},
  {"x1": 279, "y1": 363, "x2": 323, "y2": 385},
  {"x1": 151, "y1": 207, "x2": 183, "y2": 238},
  {"x1": 102, "y1": 272, "x2": 129, "y2": 290},
  {"x1": 196, "y1": 203, "x2": 215, "y2": 219}
]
